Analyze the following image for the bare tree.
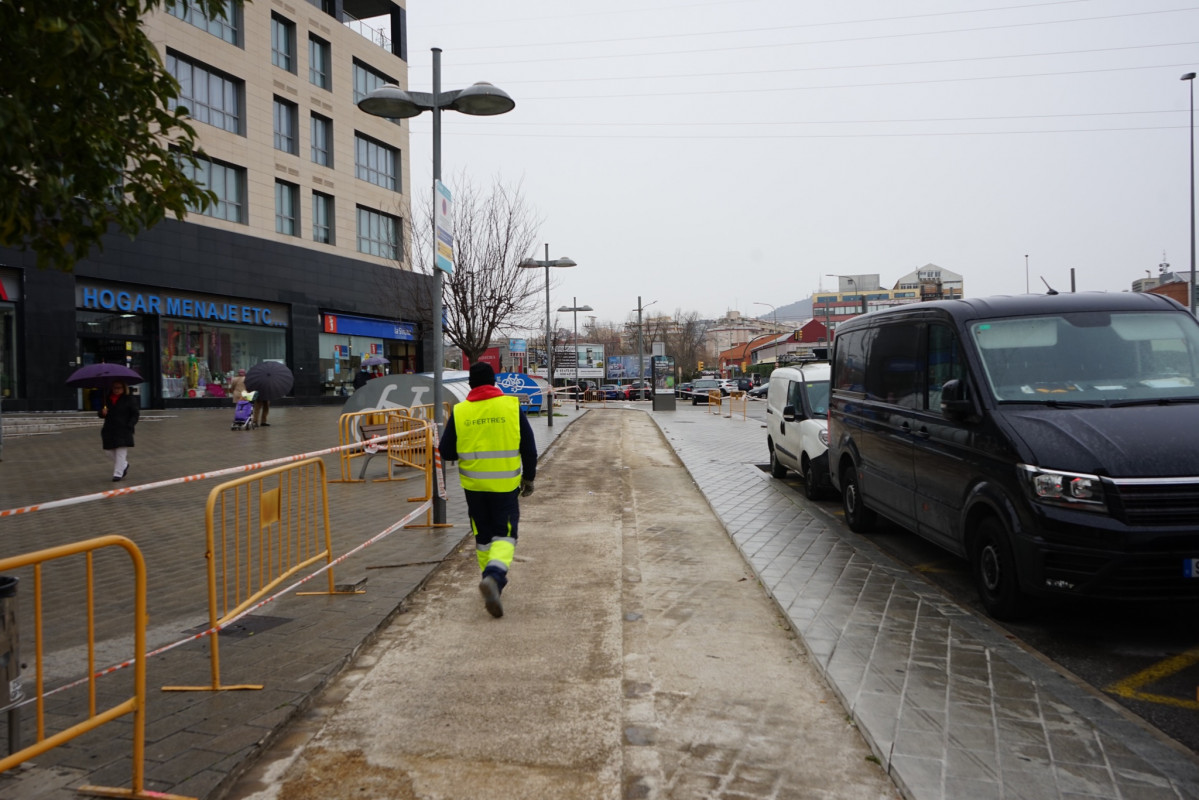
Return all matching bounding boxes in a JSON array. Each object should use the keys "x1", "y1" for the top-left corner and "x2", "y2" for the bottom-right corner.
[{"x1": 388, "y1": 173, "x2": 544, "y2": 364}]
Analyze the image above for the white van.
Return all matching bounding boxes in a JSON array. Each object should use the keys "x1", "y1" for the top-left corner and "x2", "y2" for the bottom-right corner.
[{"x1": 766, "y1": 362, "x2": 832, "y2": 499}]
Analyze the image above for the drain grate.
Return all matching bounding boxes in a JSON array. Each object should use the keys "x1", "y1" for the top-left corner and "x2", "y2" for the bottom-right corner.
[{"x1": 185, "y1": 614, "x2": 292, "y2": 639}]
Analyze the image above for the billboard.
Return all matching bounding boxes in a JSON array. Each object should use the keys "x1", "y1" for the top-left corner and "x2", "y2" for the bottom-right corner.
[{"x1": 607, "y1": 354, "x2": 651, "y2": 380}]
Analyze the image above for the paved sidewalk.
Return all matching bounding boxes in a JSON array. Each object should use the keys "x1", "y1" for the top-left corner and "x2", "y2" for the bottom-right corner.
[{"x1": 2, "y1": 399, "x2": 1199, "y2": 799}]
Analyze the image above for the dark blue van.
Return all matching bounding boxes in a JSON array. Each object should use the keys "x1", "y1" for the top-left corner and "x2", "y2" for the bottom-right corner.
[{"x1": 828, "y1": 292, "x2": 1199, "y2": 618}]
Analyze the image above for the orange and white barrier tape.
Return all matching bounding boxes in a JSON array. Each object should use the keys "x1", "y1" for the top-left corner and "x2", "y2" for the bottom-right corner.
[{"x1": 0, "y1": 429, "x2": 423, "y2": 519}]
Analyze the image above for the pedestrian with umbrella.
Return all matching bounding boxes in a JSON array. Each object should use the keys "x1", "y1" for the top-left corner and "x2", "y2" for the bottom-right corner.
[
  {"x1": 244, "y1": 361, "x2": 293, "y2": 427},
  {"x1": 67, "y1": 364, "x2": 142, "y2": 481}
]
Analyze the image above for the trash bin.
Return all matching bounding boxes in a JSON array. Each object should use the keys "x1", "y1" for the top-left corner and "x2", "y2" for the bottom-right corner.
[{"x1": 0, "y1": 575, "x2": 20, "y2": 754}]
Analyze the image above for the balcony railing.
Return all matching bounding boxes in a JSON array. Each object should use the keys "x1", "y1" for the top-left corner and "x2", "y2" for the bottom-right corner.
[{"x1": 342, "y1": 12, "x2": 391, "y2": 51}]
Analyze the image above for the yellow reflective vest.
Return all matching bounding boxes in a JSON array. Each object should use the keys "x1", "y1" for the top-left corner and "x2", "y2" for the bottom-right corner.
[{"x1": 451, "y1": 394, "x2": 523, "y2": 492}]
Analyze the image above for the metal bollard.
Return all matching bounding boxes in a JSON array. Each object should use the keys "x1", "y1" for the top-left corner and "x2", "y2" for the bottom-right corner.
[{"x1": 0, "y1": 575, "x2": 20, "y2": 754}]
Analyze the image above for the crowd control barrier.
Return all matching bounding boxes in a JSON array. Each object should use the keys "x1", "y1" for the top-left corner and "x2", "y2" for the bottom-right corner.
[
  {"x1": 333, "y1": 408, "x2": 438, "y2": 485},
  {"x1": 164, "y1": 457, "x2": 357, "y2": 692},
  {"x1": 725, "y1": 390, "x2": 748, "y2": 419},
  {"x1": 0, "y1": 536, "x2": 196, "y2": 799},
  {"x1": 707, "y1": 389, "x2": 723, "y2": 414}
]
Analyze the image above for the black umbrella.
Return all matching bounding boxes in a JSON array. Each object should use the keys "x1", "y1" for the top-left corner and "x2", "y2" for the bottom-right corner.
[
  {"x1": 244, "y1": 361, "x2": 294, "y2": 402},
  {"x1": 66, "y1": 363, "x2": 143, "y2": 388}
]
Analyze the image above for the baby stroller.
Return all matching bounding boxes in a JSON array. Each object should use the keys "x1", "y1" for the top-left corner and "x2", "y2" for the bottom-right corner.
[{"x1": 232, "y1": 390, "x2": 257, "y2": 431}]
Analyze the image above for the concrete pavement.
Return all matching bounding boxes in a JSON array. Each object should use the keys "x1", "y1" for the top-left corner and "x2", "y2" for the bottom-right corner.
[{"x1": 1, "y1": 397, "x2": 1198, "y2": 799}]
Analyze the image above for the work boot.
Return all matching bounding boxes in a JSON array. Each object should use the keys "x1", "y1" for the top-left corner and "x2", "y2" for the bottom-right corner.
[{"x1": 479, "y1": 576, "x2": 503, "y2": 618}]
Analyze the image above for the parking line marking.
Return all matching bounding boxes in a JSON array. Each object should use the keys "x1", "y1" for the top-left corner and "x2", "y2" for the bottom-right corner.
[{"x1": 1104, "y1": 646, "x2": 1199, "y2": 710}]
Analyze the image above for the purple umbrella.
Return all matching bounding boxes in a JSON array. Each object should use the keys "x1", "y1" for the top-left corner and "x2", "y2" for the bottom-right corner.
[
  {"x1": 361, "y1": 355, "x2": 388, "y2": 366},
  {"x1": 66, "y1": 363, "x2": 143, "y2": 388},
  {"x1": 244, "y1": 361, "x2": 294, "y2": 402}
]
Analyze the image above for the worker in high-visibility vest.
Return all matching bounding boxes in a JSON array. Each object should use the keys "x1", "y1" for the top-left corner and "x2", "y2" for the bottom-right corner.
[{"x1": 439, "y1": 362, "x2": 538, "y2": 618}]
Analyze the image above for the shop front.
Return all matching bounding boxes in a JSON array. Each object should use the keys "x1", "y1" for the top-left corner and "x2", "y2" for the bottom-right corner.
[
  {"x1": 77, "y1": 281, "x2": 290, "y2": 407},
  {"x1": 320, "y1": 313, "x2": 419, "y2": 396}
]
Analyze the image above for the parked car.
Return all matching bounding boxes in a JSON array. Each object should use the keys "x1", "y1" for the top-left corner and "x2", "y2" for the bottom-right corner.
[
  {"x1": 675, "y1": 381, "x2": 693, "y2": 399},
  {"x1": 828, "y1": 292, "x2": 1199, "y2": 620},
  {"x1": 689, "y1": 378, "x2": 724, "y2": 405},
  {"x1": 765, "y1": 362, "x2": 831, "y2": 500},
  {"x1": 747, "y1": 382, "x2": 768, "y2": 398},
  {"x1": 624, "y1": 381, "x2": 652, "y2": 400},
  {"x1": 598, "y1": 384, "x2": 624, "y2": 400}
]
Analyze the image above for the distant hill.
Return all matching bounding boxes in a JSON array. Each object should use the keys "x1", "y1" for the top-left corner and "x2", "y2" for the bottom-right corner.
[{"x1": 753, "y1": 297, "x2": 812, "y2": 324}]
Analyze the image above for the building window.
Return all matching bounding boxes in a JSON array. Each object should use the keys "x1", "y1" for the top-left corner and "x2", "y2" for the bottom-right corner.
[
  {"x1": 166, "y1": 0, "x2": 240, "y2": 44},
  {"x1": 273, "y1": 97, "x2": 298, "y2": 154},
  {"x1": 166, "y1": 52, "x2": 243, "y2": 134},
  {"x1": 310, "y1": 113, "x2": 332, "y2": 167},
  {"x1": 309, "y1": 35, "x2": 331, "y2": 90},
  {"x1": 180, "y1": 155, "x2": 246, "y2": 223},
  {"x1": 357, "y1": 207, "x2": 400, "y2": 260},
  {"x1": 313, "y1": 192, "x2": 334, "y2": 244},
  {"x1": 271, "y1": 14, "x2": 296, "y2": 73},
  {"x1": 275, "y1": 180, "x2": 299, "y2": 236},
  {"x1": 352, "y1": 60, "x2": 394, "y2": 103},
  {"x1": 354, "y1": 133, "x2": 398, "y2": 191}
]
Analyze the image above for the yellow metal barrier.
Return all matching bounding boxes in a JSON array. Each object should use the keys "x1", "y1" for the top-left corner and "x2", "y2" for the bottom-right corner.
[
  {"x1": 707, "y1": 389, "x2": 723, "y2": 414},
  {"x1": 164, "y1": 457, "x2": 357, "y2": 692},
  {"x1": 726, "y1": 390, "x2": 748, "y2": 419},
  {"x1": 0, "y1": 536, "x2": 195, "y2": 799},
  {"x1": 369, "y1": 413, "x2": 434, "y2": 489},
  {"x1": 333, "y1": 408, "x2": 406, "y2": 482}
]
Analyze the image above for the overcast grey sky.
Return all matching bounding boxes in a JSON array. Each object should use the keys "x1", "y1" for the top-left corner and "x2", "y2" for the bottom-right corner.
[{"x1": 399, "y1": 0, "x2": 1199, "y2": 326}]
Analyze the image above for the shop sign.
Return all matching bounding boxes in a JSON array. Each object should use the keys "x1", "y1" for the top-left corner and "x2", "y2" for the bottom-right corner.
[
  {"x1": 78, "y1": 283, "x2": 288, "y2": 327},
  {"x1": 323, "y1": 313, "x2": 416, "y2": 341}
]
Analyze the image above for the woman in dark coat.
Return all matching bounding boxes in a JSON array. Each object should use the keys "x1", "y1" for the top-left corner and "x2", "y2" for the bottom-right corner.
[{"x1": 99, "y1": 380, "x2": 139, "y2": 481}]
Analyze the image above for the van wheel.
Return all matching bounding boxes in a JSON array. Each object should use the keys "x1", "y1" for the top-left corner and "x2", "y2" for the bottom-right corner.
[
  {"x1": 802, "y1": 460, "x2": 822, "y2": 501},
  {"x1": 971, "y1": 517, "x2": 1030, "y2": 620},
  {"x1": 769, "y1": 447, "x2": 787, "y2": 479},
  {"x1": 841, "y1": 465, "x2": 876, "y2": 532}
]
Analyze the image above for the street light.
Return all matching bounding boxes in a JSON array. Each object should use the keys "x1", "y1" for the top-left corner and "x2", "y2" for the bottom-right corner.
[
  {"x1": 358, "y1": 48, "x2": 515, "y2": 525},
  {"x1": 636, "y1": 297, "x2": 658, "y2": 391},
  {"x1": 1183, "y1": 71, "x2": 1196, "y2": 314},
  {"x1": 519, "y1": 245, "x2": 578, "y2": 426},
  {"x1": 557, "y1": 298, "x2": 594, "y2": 410},
  {"x1": 754, "y1": 301, "x2": 778, "y2": 366},
  {"x1": 1025, "y1": 254, "x2": 1030, "y2": 294}
]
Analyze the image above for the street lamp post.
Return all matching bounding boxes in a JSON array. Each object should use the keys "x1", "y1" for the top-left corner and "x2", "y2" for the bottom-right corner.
[
  {"x1": 1025, "y1": 254, "x2": 1030, "y2": 294},
  {"x1": 358, "y1": 48, "x2": 515, "y2": 525},
  {"x1": 636, "y1": 297, "x2": 658, "y2": 391},
  {"x1": 519, "y1": 245, "x2": 578, "y2": 426},
  {"x1": 557, "y1": 298, "x2": 594, "y2": 410},
  {"x1": 754, "y1": 301, "x2": 778, "y2": 365},
  {"x1": 1183, "y1": 72, "x2": 1196, "y2": 314}
]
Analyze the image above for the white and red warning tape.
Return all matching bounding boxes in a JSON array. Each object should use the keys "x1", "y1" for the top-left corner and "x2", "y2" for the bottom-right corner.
[{"x1": 0, "y1": 429, "x2": 426, "y2": 518}]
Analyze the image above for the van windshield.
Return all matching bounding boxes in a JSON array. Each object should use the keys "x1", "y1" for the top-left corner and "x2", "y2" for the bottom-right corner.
[
  {"x1": 804, "y1": 381, "x2": 830, "y2": 416},
  {"x1": 970, "y1": 311, "x2": 1199, "y2": 405}
]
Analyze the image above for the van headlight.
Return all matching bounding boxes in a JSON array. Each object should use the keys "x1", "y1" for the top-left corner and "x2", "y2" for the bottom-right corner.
[
  {"x1": 818, "y1": 428, "x2": 829, "y2": 447},
  {"x1": 1018, "y1": 464, "x2": 1107, "y2": 511}
]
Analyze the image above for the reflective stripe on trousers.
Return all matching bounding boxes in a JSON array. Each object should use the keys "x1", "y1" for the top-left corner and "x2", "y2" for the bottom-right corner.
[{"x1": 464, "y1": 487, "x2": 520, "y2": 590}]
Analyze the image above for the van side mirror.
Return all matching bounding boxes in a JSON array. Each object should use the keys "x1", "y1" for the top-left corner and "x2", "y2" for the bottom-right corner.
[
  {"x1": 782, "y1": 404, "x2": 799, "y2": 422},
  {"x1": 940, "y1": 379, "x2": 973, "y2": 418}
]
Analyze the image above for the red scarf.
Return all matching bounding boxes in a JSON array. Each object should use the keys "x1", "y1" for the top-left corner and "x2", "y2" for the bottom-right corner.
[{"x1": 107, "y1": 391, "x2": 122, "y2": 408}]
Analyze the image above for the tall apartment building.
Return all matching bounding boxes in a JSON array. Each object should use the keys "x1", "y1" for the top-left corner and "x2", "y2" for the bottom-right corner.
[{"x1": 0, "y1": 0, "x2": 431, "y2": 411}]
